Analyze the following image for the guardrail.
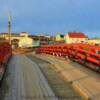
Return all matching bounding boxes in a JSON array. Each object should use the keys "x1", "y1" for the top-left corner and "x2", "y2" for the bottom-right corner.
[
  {"x1": 37, "y1": 43, "x2": 100, "y2": 72},
  {"x1": 0, "y1": 43, "x2": 12, "y2": 81}
]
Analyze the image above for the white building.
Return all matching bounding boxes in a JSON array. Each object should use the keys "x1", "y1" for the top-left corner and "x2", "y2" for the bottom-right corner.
[
  {"x1": 0, "y1": 32, "x2": 40, "y2": 48},
  {"x1": 64, "y1": 32, "x2": 88, "y2": 43},
  {"x1": 88, "y1": 38, "x2": 100, "y2": 45},
  {"x1": 18, "y1": 37, "x2": 33, "y2": 47},
  {"x1": 20, "y1": 32, "x2": 28, "y2": 37},
  {"x1": 18, "y1": 32, "x2": 33, "y2": 47}
]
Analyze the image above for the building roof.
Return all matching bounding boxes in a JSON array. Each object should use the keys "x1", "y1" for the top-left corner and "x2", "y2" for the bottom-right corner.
[
  {"x1": 67, "y1": 32, "x2": 87, "y2": 38},
  {"x1": 0, "y1": 33, "x2": 20, "y2": 37},
  {"x1": 29, "y1": 35, "x2": 49, "y2": 41}
]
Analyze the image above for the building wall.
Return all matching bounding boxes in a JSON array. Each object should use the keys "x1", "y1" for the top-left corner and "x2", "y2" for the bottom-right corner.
[
  {"x1": 88, "y1": 39, "x2": 100, "y2": 45},
  {"x1": 65, "y1": 34, "x2": 88, "y2": 43},
  {"x1": 32, "y1": 40, "x2": 40, "y2": 47},
  {"x1": 20, "y1": 32, "x2": 28, "y2": 37},
  {"x1": 18, "y1": 37, "x2": 33, "y2": 47},
  {"x1": 5, "y1": 37, "x2": 21, "y2": 40},
  {"x1": 56, "y1": 34, "x2": 64, "y2": 41}
]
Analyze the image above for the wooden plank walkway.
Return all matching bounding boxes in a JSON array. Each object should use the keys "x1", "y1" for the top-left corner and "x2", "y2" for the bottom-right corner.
[
  {"x1": 0, "y1": 55, "x2": 57, "y2": 100},
  {"x1": 27, "y1": 54, "x2": 82, "y2": 100},
  {"x1": 32, "y1": 53, "x2": 100, "y2": 100}
]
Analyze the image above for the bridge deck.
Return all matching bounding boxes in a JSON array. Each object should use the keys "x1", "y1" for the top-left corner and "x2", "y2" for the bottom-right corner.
[
  {"x1": 0, "y1": 54, "x2": 82, "y2": 100},
  {"x1": 32, "y1": 53, "x2": 100, "y2": 100}
]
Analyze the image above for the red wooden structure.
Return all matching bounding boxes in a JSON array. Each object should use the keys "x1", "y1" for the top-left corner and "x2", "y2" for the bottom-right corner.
[
  {"x1": 37, "y1": 43, "x2": 100, "y2": 72},
  {"x1": 0, "y1": 43, "x2": 12, "y2": 81}
]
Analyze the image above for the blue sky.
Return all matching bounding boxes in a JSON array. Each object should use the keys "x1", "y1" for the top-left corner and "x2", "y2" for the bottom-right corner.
[{"x1": 0, "y1": 0, "x2": 100, "y2": 37}]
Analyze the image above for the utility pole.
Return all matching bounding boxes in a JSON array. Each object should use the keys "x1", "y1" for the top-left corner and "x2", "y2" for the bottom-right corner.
[{"x1": 8, "y1": 13, "x2": 11, "y2": 44}]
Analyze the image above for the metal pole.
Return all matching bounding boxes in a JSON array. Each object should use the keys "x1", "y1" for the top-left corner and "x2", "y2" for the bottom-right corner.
[{"x1": 8, "y1": 13, "x2": 11, "y2": 44}]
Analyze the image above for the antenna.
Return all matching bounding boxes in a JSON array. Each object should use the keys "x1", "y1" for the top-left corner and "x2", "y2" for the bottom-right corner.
[{"x1": 8, "y1": 12, "x2": 11, "y2": 44}]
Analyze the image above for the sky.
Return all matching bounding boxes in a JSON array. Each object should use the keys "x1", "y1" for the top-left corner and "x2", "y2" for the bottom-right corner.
[{"x1": 0, "y1": 0, "x2": 100, "y2": 37}]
